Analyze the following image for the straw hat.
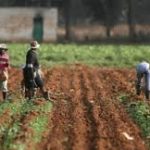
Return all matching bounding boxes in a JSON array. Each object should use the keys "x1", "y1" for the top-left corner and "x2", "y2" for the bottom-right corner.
[
  {"x1": 0, "y1": 43, "x2": 8, "y2": 50},
  {"x1": 30, "y1": 41, "x2": 40, "y2": 49}
]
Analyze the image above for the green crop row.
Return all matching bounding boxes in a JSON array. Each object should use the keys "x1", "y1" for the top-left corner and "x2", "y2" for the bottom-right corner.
[
  {"x1": 8, "y1": 43, "x2": 150, "y2": 68},
  {"x1": 119, "y1": 94, "x2": 150, "y2": 148},
  {"x1": 0, "y1": 100, "x2": 53, "y2": 150},
  {"x1": 128, "y1": 102, "x2": 150, "y2": 137}
]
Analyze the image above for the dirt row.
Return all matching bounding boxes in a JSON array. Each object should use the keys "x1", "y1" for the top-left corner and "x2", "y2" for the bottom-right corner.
[{"x1": 7, "y1": 66, "x2": 148, "y2": 150}]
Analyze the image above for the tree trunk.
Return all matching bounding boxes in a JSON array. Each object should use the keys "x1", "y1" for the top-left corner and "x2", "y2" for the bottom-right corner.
[
  {"x1": 127, "y1": 0, "x2": 136, "y2": 39},
  {"x1": 64, "y1": 0, "x2": 71, "y2": 41},
  {"x1": 101, "y1": 0, "x2": 111, "y2": 38},
  {"x1": 106, "y1": 13, "x2": 111, "y2": 38}
]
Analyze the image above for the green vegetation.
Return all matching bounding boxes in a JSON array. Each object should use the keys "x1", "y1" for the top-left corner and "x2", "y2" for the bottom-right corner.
[
  {"x1": 119, "y1": 95, "x2": 150, "y2": 148},
  {"x1": 30, "y1": 101, "x2": 52, "y2": 142},
  {"x1": 128, "y1": 102, "x2": 150, "y2": 137},
  {"x1": 8, "y1": 43, "x2": 150, "y2": 68},
  {"x1": 2, "y1": 122, "x2": 21, "y2": 150},
  {"x1": 0, "y1": 100, "x2": 24, "y2": 115},
  {"x1": 30, "y1": 115, "x2": 49, "y2": 142},
  {"x1": 128, "y1": 101, "x2": 150, "y2": 149},
  {"x1": 5, "y1": 43, "x2": 150, "y2": 149},
  {"x1": 0, "y1": 100, "x2": 26, "y2": 150},
  {"x1": 0, "y1": 100, "x2": 53, "y2": 150}
]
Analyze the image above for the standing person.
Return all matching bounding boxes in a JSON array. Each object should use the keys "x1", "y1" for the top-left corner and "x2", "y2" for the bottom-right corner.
[
  {"x1": 136, "y1": 61, "x2": 150, "y2": 99},
  {"x1": 23, "y1": 40, "x2": 49, "y2": 100},
  {"x1": 0, "y1": 44, "x2": 10, "y2": 100}
]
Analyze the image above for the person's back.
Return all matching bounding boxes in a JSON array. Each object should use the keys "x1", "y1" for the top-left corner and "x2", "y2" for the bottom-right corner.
[
  {"x1": 26, "y1": 49, "x2": 39, "y2": 71},
  {"x1": 136, "y1": 61, "x2": 150, "y2": 99},
  {"x1": 136, "y1": 61, "x2": 149, "y2": 74},
  {"x1": 23, "y1": 65, "x2": 36, "y2": 89}
]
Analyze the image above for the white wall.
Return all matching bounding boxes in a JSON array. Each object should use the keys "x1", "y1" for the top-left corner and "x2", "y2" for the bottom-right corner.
[{"x1": 0, "y1": 7, "x2": 58, "y2": 42}]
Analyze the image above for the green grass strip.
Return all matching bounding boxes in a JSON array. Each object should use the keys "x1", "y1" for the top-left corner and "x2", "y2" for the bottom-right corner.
[
  {"x1": 29, "y1": 101, "x2": 52, "y2": 143},
  {"x1": 8, "y1": 43, "x2": 150, "y2": 68},
  {"x1": 119, "y1": 95, "x2": 150, "y2": 148},
  {"x1": 0, "y1": 100, "x2": 27, "y2": 136},
  {"x1": 2, "y1": 122, "x2": 22, "y2": 150},
  {"x1": 127, "y1": 102, "x2": 150, "y2": 137},
  {"x1": 0, "y1": 100, "x2": 25, "y2": 115},
  {"x1": 119, "y1": 95, "x2": 150, "y2": 137},
  {"x1": 30, "y1": 115, "x2": 48, "y2": 143},
  {"x1": 2, "y1": 101, "x2": 53, "y2": 150},
  {"x1": 0, "y1": 100, "x2": 35, "y2": 150}
]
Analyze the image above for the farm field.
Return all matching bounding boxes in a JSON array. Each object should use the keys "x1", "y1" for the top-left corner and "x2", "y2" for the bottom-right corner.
[
  {"x1": 0, "y1": 65, "x2": 149, "y2": 150},
  {"x1": 9, "y1": 43, "x2": 150, "y2": 68},
  {"x1": 0, "y1": 44, "x2": 150, "y2": 150}
]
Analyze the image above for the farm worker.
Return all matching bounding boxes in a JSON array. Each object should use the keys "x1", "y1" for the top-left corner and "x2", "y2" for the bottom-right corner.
[
  {"x1": 0, "y1": 44, "x2": 10, "y2": 100},
  {"x1": 24, "y1": 40, "x2": 49, "y2": 100},
  {"x1": 136, "y1": 61, "x2": 150, "y2": 97}
]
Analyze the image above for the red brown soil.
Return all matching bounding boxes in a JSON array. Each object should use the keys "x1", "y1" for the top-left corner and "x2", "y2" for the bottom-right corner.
[{"x1": 8, "y1": 65, "x2": 148, "y2": 150}]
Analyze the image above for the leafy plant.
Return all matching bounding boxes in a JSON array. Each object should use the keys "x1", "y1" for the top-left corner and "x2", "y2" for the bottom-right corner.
[
  {"x1": 128, "y1": 102, "x2": 150, "y2": 137},
  {"x1": 118, "y1": 94, "x2": 129, "y2": 105},
  {"x1": 8, "y1": 43, "x2": 150, "y2": 68},
  {"x1": 119, "y1": 94, "x2": 150, "y2": 148}
]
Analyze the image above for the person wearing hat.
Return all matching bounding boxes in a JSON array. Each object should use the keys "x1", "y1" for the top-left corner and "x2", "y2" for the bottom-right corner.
[
  {"x1": 23, "y1": 40, "x2": 49, "y2": 100},
  {"x1": 0, "y1": 43, "x2": 10, "y2": 100}
]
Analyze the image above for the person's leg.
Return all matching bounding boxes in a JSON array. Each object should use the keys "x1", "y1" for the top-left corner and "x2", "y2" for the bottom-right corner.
[
  {"x1": 144, "y1": 72, "x2": 150, "y2": 99},
  {"x1": 2, "y1": 80, "x2": 8, "y2": 100},
  {"x1": 0, "y1": 81, "x2": 2, "y2": 100},
  {"x1": 136, "y1": 73, "x2": 143, "y2": 95},
  {"x1": 2, "y1": 92, "x2": 7, "y2": 100},
  {"x1": 35, "y1": 72, "x2": 49, "y2": 100}
]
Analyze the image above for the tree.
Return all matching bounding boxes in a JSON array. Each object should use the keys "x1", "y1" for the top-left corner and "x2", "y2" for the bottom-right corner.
[
  {"x1": 0, "y1": 0, "x2": 53, "y2": 7},
  {"x1": 0, "y1": 0, "x2": 17, "y2": 6},
  {"x1": 63, "y1": 0, "x2": 72, "y2": 40},
  {"x1": 82, "y1": 0, "x2": 123, "y2": 38},
  {"x1": 126, "y1": 0, "x2": 136, "y2": 39}
]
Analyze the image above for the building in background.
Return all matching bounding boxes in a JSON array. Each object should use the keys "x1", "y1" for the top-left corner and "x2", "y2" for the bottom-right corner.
[
  {"x1": 0, "y1": 0, "x2": 58, "y2": 42},
  {"x1": 1, "y1": 0, "x2": 150, "y2": 42},
  {"x1": 0, "y1": 8, "x2": 57, "y2": 42}
]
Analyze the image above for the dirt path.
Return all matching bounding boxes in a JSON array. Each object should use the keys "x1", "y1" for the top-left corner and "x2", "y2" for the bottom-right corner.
[{"x1": 9, "y1": 65, "x2": 148, "y2": 150}]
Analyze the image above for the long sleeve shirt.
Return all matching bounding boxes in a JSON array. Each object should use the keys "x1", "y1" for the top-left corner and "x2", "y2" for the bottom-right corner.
[
  {"x1": 136, "y1": 61, "x2": 149, "y2": 74},
  {"x1": 0, "y1": 52, "x2": 9, "y2": 70},
  {"x1": 26, "y1": 49, "x2": 40, "y2": 71}
]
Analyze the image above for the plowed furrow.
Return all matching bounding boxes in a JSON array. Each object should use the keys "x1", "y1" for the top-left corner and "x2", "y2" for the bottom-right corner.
[
  {"x1": 6, "y1": 66, "x2": 149, "y2": 150},
  {"x1": 69, "y1": 68, "x2": 90, "y2": 150},
  {"x1": 44, "y1": 68, "x2": 74, "y2": 150},
  {"x1": 80, "y1": 68, "x2": 99, "y2": 150},
  {"x1": 97, "y1": 69, "x2": 140, "y2": 125},
  {"x1": 59, "y1": 68, "x2": 75, "y2": 150},
  {"x1": 42, "y1": 68, "x2": 66, "y2": 150},
  {"x1": 37, "y1": 68, "x2": 61, "y2": 150},
  {"x1": 95, "y1": 69, "x2": 146, "y2": 150},
  {"x1": 87, "y1": 69, "x2": 117, "y2": 150}
]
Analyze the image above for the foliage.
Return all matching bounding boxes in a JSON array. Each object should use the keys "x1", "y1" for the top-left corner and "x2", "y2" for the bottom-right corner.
[
  {"x1": 30, "y1": 115, "x2": 49, "y2": 142},
  {"x1": 0, "y1": 0, "x2": 51, "y2": 7},
  {"x1": 119, "y1": 94, "x2": 150, "y2": 148},
  {"x1": 119, "y1": 94, "x2": 150, "y2": 137},
  {"x1": 8, "y1": 43, "x2": 150, "y2": 68},
  {"x1": 0, "y1": 100, "x2": 53, "y2": 150},
  {"x1": 127, "y1": 102, "x2": 150, "y2": 137},
  {"x1": 82, "y1": 0, "x2": 123, "y2": 25},
  {"x1": 118, "y1": 93, "x2": 130, "y2": 105}
]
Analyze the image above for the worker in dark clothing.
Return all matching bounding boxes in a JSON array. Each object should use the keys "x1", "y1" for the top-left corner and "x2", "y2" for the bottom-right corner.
[
  {"x1": 23, "y1": 40, "x2": 49, "y2": 100},
  {"x1": 26, "y1": 41, "x2": 40, "y2": 70}
]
